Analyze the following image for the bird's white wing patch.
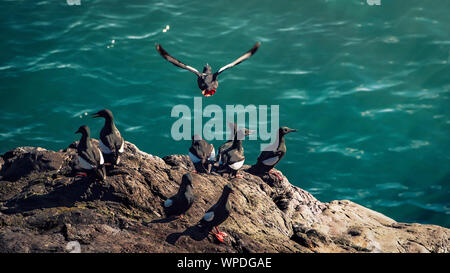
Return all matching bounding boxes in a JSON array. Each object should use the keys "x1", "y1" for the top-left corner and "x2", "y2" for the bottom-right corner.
[
  {"x1": 218, "y1": 56, "x2": 246, "y2": 74},
  {"x1": 262, "y1": 156, "x2": 279, "y2": 166},
  {"x1": 78, "y1": 156, "x2": 95, "y2": 170},
  {"x1": 188, "y1": 152, "x2": 201, "y2": 163},
  {"x1": 229, "y1": 159, "x2": 245, "y2": 170},
  {"x1": 99, "y1": 139, "x2": 113, "y2": 154},
  {"x1": 118, "y1": 139, "x2": 125, "y2": 153},
  {"x1": 164, "y1": 199, "x2": 173, "y2": 208},
  {"x1": 98, "y1": 148, "x2": 104, "y2": 165},
  {"x1": 209, "y1": 147, "x2": 216, "y2": 161},
  {"x1": 203, "y1": 211, "x2": 214, "y2": 222},
  {"x1": 186, "y1": 65, "x2": 200, "y2": 74}
]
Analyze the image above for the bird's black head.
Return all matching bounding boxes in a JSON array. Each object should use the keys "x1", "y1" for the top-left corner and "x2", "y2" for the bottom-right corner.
[
  {"x1": 203, "y1": 64, "x2": 212, "y2": 74},
  {"x1": 279, "y1": 127, "x2": 297, "y2": 136},
  {"x1": 224, "y1": 183, "x2": 234, "y2": 194},
  {"x1": 91, "y1": 109, "x2": 113, "y2": 120},
  {"x1": 235, "y1": 127, "x2": 255, "y2": 140},
  {"x1": 181, "y1": 173, "x2": 194, "y2": 189},
  {"x1": 75, "y1": 125, "x2": 90, "y2": 137},
  {"x1": 192, "y1": 134, "x2": 202, "y2": 142},
  {"x1": 229, "y1": 122, "x2": 254, "y2": 140}
]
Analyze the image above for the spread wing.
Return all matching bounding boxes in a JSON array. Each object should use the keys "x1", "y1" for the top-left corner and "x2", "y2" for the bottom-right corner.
[
  {"x1": 216, "y1": 42, "x2": 260, "y2": 75},
  {"x1": 156, "y1": 44, "x2": 201, "y2": 76}
]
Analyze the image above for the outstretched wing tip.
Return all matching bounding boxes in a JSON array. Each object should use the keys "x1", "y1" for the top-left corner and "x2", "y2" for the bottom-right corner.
[{"x1": 216, "y1": 42, "x2": 261, "y2": 74}]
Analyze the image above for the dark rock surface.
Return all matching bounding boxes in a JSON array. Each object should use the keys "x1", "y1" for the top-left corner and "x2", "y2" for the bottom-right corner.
[{"x1": 0, "y1": 141, "x2": 448, "y2": 253}]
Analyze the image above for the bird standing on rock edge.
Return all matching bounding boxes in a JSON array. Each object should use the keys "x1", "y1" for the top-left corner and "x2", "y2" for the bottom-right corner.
[
  {"x1": 216, "y1": 122, "x2": 253, "y2": 167},
  {"x1": 199, "y1": 184, "x2": 234, "y2": 243},
  {"x1": 251, "y1": 127, "x2": 297, "y2": 181},
  {"x1": 189, "y1": 135, "x2": 215, "y2": 173},
  {"x1": 75, "y1": 125, "x2": 106, "y2": 181},
  {"x1": 91, "y1": 109, "x2": 124, "y2": 166},
  {"x1": 163, "y1": 173, "x2": 195, "y2": 219},
  {"x1": 155, "y1": 42, "x2": 260, "y2": 97},
  {"x1": 219, "y1": 127, "x2": 251, "y2": 178}
]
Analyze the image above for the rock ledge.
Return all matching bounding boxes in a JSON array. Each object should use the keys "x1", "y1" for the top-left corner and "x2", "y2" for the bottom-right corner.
[{"x1": 0, "y1": 142, "x2": 448, "y2": 253}]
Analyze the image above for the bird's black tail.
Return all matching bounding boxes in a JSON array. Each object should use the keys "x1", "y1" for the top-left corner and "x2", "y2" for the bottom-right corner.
[{"x1": 94, "y1": 165, "x2": 106, "y2": 181}]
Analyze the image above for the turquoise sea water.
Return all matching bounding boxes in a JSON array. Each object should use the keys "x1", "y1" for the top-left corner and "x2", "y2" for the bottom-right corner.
[{"x1": 0, "y1": 0, "x2": 449, "y2": 227}]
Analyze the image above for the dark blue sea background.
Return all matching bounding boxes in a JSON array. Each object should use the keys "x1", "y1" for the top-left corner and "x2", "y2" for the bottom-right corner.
[{"x1": 0, "y1": 0, "x2": 449, "y2": 227}]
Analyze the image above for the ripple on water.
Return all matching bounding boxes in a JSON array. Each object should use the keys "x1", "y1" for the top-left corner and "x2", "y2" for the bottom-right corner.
[
  {"x1": 313, "y1": 143, "x2": 365, "y2": 159},
  {"x1": 388, "y1": 140, "x2": 430, "y2": 152},
  {"x1": 376, "y1": 182, "x2": 409, "y2": 191},
  {"x1": 0, "y1": 124, "x2": 44, "y2": 139},
  {"x1": 112, "y1": 95, "x2": 146, "y2": 107},
  {"x1": 125, "y1": 126, "x2": 144, "y2": 132}
]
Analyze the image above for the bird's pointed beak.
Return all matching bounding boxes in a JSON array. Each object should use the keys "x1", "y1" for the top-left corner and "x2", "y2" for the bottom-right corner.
[
  {"x1": 75, "y1": 129, "x2": 80, "y2": 134},
  {"x1": 90, "y1": 112, "x2": 101, "y2": 118},
  {"x1": 289, "y1": 129, "x2": 298, "y2": 133}
]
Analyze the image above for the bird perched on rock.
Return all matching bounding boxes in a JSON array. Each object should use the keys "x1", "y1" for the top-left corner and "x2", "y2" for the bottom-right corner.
[
  {"x1": 75, "y1": 125, "x2": 106, "y2": 181},
  {"x1": 199, "y1": 184, "x2": 234, "y2": 242},
  {"x1": 163, "y1": 173, "x2": 195, "y2": 218},
  {"x1": 250, "y1": 127, "x2": 297, "y2": 180},
  {"x1": 216, "y1": 122, "x2": 253, "y2": 166},
  {"x1": 91, "y1": 109, "x2": 124, "y2": 166},
  {"x1": 155, "y1": 42, "x2": 260, "y2": 97},
  {"x1": 218, "y1": 127, "x2": 250, "y2": 178},
  {"x1": 189, "y1": 135, "x2": 215, "y2": 173}
]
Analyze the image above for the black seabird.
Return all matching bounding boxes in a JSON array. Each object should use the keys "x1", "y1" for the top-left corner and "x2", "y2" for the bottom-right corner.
[
  {"x1": 75, "y1": 125, "x2": 106, "y2": 181},
  {"x1": 199, "y1": 184, "x2": 234, "y2": 242},
  {"x1": 219, "y1": 127, "x2": 250, "y2": 178},
  {"x1": 156, "y1": 42, "x2": 260, "y2": 97},
  {"x1": 163, "y1": 173, "x2": 195, "y2": 218},
  {"x1": 215, "y1": 122, "x2": 253, "y2": 166},
  {"x1": 251, "y1": 127, "x2": 297, "y2": 180},
  {"x1": 91, "y1": 109, "x2": 124, "y2": 166},
  {"x1": 189, "y1": 135, "x2": 215, "y2": 173}
]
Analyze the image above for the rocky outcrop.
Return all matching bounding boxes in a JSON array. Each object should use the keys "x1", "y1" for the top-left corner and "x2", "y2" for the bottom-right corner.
[{"x1": 0, "y1": 141, "x2": 448, "y2": 253}]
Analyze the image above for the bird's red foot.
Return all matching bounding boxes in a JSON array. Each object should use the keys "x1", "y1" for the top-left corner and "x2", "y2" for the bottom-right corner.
[
  {"x1": 215, "y1": 227, "x2": 228, "y2": 238},
  {"x1": 214, "y1": 233, "x2": 225, "y2": 242},
  {"x1": 210, "y1": 232, "x2": 226, "y2": 243},
  {"x1": 76, "y1": 173, "x2": 87, "y2": 177},
  {"x1": 217, "y1": 231, "x2": 228, "y2": 238},
  {"x1": 235, "y1": 174, "x2": 243, "y2": 178},
  {"x1": 192, "y1": 170, "x2": 198, "y2": 174},
  {"x1": 202, "y1": 89, "x2": 216, "y2": 97},
  {"x1": 269, "y1": 170, "x2": 283, "y2": 181},
  {"x1": 210, "y1": 227, "x2": 228, "y2": 243},
  {"x1": 104, "y1": 163, "x2": 112, "y2": 166},
  {"x1": 178, "y1": 214, "x2": 184, "y2": 219}
]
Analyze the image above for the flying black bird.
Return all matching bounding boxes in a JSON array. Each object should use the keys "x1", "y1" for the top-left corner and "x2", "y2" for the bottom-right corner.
[
  {"x1": 189, "y1": 135, "x2": 215, "y2": 173},
  {"x1": 75, "y1": 125, "x2": 106, "y2": 181},
  {"x1": 251, "y1": 127, "x2": 297, "y2": 180},
  {"x1": 91, "y1": 109, "x2": 124, "y2": 166},
  {"x1": 156, "y1": 42, "x2": 260, "y2": 97},
  {"x1": 163, "y1": 173, "x2": 195, "y2": 218},
  {"x1": 199, "y1": 184, "x2": 234, "y2": 242}
]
